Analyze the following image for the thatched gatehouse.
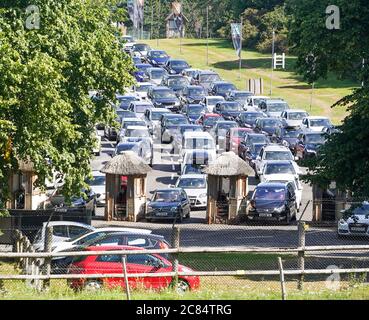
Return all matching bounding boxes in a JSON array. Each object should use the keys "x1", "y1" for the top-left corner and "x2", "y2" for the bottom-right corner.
[
  {"x1": 101, "y1": 151, "x2": 152, "y2": 222},
  {"x1": 204, "y1": 152, "x2": 254, "y2": 224}
]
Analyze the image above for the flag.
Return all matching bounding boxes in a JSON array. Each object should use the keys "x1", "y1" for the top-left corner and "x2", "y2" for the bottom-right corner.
[{"x1": 231, "y1": 23, "x2": 242, "y2": 58}]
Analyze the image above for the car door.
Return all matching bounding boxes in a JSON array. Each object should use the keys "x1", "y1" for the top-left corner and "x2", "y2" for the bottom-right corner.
[
  {"x1": 94, "y1": 254, "x2": 126, "y2": 289},
  {"x1": 181, "y1": 191, "x2": 190, "y2": 217},
  {"x1": 255, "y1": 147, "x2": 264, "y2": 175}
]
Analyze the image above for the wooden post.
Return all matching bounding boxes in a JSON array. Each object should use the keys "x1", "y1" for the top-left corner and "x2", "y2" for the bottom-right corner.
[
  {"x1": 121, "y1": 255, "x2": 131, "y2": 300},
  {"x1": 171, "y1": 226, "x2": 180, "y2": 288},
  {"x1": 278, "y1": 257, "x2": 287, "y2": 300},
  {"x1": 43, "y1": 225, "x2": 53, "y2": 289},
  {"x1": 297, "y1": 221, "x2": 306, "y2": 290}
]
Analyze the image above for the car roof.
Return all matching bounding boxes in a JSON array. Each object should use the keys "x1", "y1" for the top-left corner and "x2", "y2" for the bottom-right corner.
[
  {"x1": 151, "y1": 108, "x2": 170, "y2": 112},
  {"x1": 164, "y1": 113, "x2": 186, "y2": 118},
  {"x1": 152, "y1": 86, "x2": 173, "y2": 91},
  {"x1": 199, "y1": 70, "x2": 218, "y2": 75},
  {"x1": 136, "y1": 63, "x2": 151, "y2": 67},
  {"x1": 285, "y1": 109, "x2": 308, "y2": 113},
  {"x1": 267, "y1": 99, "x2": 286, "y2": 103},
  {"x1": 90, "y1": 227, "x2": 152, "y2": 234},
  {"x1": 126, "y1": 125, "x2": 149, "y2": 130},
  {"x1": 91, "y1": 170, "x2": 105, "y2": 177},
  {"x1": 204, "y1": 113, "x2": 222, "y2": 117},
  {"x1": 263, "y1": 144, "x2": 291, "y2": 151},
  {"x1": 264, "y1": 160, "x2": 294, "y2": 165},
  {"x1": 147, "y1": 67, "x2": 165, "y2": 71},
  {"x1": 178, "y1": 174, "x2": 207, "y2": 179},
  {"x1": 186, "y1": 85, "x2": 204, "y2": 89},
  {"x1": 131, "y1": 101, "x2": 153, "y2": 106},
  {"x1": 183, "y1": 131, "x2": 212, "y2": 138},
  {"x1": 42, "y1": 221, "x2": 95, "y2": 228},
  {"x1": 213, "y1": 81, "x2": 233, "y2": 85},
  {"x1": 257, "y1": 182, "x2": 289, "y2": 188},
  {"x1": 306, "y1": 116, "x2": 330, "y2": 119},
  {"x1": 206, "y1": 95, "x2": 225, "y2": 99},
  {"x1": 217, "y1": 120, "x2": 237, "y2": 124},
  {"x1": 155, "y1": 188, "x2": 182, "y2": 192}
]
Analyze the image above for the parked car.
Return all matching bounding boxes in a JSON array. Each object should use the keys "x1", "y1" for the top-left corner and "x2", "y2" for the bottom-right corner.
[
  {"x1": 225, "y1": 127, "x2": 254, "y2": 153},
  {"x1": 338, "y1": 202, "x2": 369, "y2": 238},
  {"x1": 160, "y1": 113, "x2": 189, "y2": 143},
  {"x1": 294, "y1": 131, "x2": 327, "y2": 160},
  {"x1": 86, "y1": 171, "x2": 106, "y2": 207},
  {"x1": 161, "y1": 74, "x2": 190, "y2": 96},
  {"x1": 301, "y1": 116, "x2": 333, "y2": 132},
  {"x1": 33, "y1": 221, "x2": 95, "y2": 252},
  {"x1": 134, "y1": 63, "x2": 152, "y2": 82},
  {"x1": 67, "y1": 245, "x2": 200, "y2": 292},
  {"x1": 146, "y1": 50, "x2": 169, "y2": 66},
  {"x1": 175, "y1": 174, "x2": 208, "y2": 209},
  {"x1": 248, "y1": 182, "x2": 297, "y2": 223},
  {"x1": 209, "y1": 81, "x2": 237, "y2": 98},
  {"x1": 196, "y1": 113, "x2": 223, "y2": 131},
  {"x1": 164, "y1": 59, "x2": 190, "y2": 75},
  {"x1": 180, "y1": 85, "x2": 207, "y2": 106},
  {"x1": 200, "y1": 96, "x2": 225, "y2": 113},
  {"x1": 182, "y1": 104, "x2": 206, "y2": 124},
  {"x1": 131, "y1": 43, "x2": 151, "y2": 59},
  {"x1": 145, "y1": 67, "x2": 167, "y2": 85},
  {"x1": 280, "y1": 109, "x2": 309, "y2": 128},
  {"x1": 214, "y1": 101, "x2": 243, "y2": 120},
  {"x1": 259, "y1": 99, "x2": 289, "y2": 118},
  {"x1": 147, "y1": 86, "x2": 181, "y2": 112},
  {"x1": 146, "y1": 188, "x2": 191, "y2": 222},
  {"x1": 192, "y1": 70, "x2": 221, "y2": 91},
  {"x1": 225, "y1": 90, "x2": 253, "y2": 106},
  {"x1": 236, "y1": 111, "x2": 265, "y2": 128},
  {"x1": 254, "y1": 117, "x2": 283, "y2": 136}
]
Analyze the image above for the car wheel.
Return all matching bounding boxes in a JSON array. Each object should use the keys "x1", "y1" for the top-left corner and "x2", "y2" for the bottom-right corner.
[
  {"x1": 286, "y1": 211, "x2": 291, "y2": 225},
  {"x1": 173, "y1": 279, "x2": 190, "y2": 294},
  {"x1": 84, "y1": 280, "x2": 103, "y2": 291},
  {"x1": 146, "y1": 218, "x2": 152, "y2": 223},
  {"x1": 186, "y1": 210, "x2": 190, "y2": 219}
]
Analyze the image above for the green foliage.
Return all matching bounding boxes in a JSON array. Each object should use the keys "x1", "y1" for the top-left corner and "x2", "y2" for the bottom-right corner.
[{"x1": 0, "y1": 0, "x2": 135, "y2": 206}]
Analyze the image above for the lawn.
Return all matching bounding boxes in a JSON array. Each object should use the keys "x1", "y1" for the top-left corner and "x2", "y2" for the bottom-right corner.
[{"x1": 145, "y1": 38, "x2": 358, "y2": 125}]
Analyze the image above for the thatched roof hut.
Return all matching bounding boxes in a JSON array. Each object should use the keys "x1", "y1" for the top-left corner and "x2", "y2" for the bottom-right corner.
[
  {"x1": 17, "y1": 158, "x2": 35, "y2": 172},
  {"x1": 101, "y1": 152, "x2": 152, "y2": 176},
  {"x1": 204, "y1": 152, "x2": 254, "y2": 177}
]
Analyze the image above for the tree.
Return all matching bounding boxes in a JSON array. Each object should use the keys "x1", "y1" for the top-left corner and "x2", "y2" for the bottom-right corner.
[
  {"x1": 286, "y1": 0, "x2": 369, "y2": 198},
  {"x1": 0, "y1": 0, "x2": 135, "y2": 207}
]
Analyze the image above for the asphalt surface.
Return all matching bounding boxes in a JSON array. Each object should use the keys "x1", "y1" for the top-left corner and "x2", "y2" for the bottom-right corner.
[{"x1": 91, "y1": 131, "x2": 369, "y2": 249}]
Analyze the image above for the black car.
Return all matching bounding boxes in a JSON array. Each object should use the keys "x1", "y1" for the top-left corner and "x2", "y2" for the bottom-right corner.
[
  {"x1": 272, "y1": 127, "x2": 303, "y2": 152},
  {"x1": 242, "y1": 142, "x2": 267, "y2": 166},
  {"x1": 214, "y1": 101, "x2": 243, "y2": 120},
  {"x1": 182, "y1": 104, "x2": 206, "y2": 124},
  {"x1": 164, "y1": 59, "x2": 190, "y2": 75},
  {"x1": 146, "y1": 188, "x2": 191, "y2": 222},
  {"x1": 116, "y1": 94, "x2": 140, "y2": 110},
  {"x1": 181, "y1": 85, "x2": 207, "y2": 105},
  {"x1": 238, "y1": 133, "x2": 270, "y2": 158},
  {"x1": 294, "y1": 132, "x2": 326, "y2": 160},
  {"x1": 209, "y1": 81, "x2": 237, "y2": 98},
  {"x1": 248, "y1": 182, "x2": 297, "y2": 224},
  {"x1": 146, "y1": 50, "x2": 170, "y2": 66},
  {"x1": 254, "y1": 117, "x2": 283, "y2": 136},
  {"x1": 50, "y1": 232, "x2": 170, "y2": 274},
  {"x1": 161, "y1": 74, "x2": 190, "y2": 96},
  {"x1": 147, "y1": 86, "x2": 181, "y2": 112},
  {"x1": 236, "y1": 111, "x2": 265, "y2": 128}
]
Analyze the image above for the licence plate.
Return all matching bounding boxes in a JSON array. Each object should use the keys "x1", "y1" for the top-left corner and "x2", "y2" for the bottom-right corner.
[
  {"x1": 351, "y1": 227, "x2": 366, "y2": 232},
  {"x1": 156, "y1": 212, "x2": 168, "y2": 217},
  {"x1": 259, "y1": 213, "x2": 272, "y2": 218}
]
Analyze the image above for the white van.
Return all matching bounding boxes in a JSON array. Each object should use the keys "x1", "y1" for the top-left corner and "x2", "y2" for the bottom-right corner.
[{"x1": 179, "y1": 131, "x2": 216, "y2": 160}]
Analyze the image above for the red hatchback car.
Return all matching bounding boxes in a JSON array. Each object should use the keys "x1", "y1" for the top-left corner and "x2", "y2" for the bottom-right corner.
[{"x1": 68, "y1": 246, "x2": 200, "y2": 292}]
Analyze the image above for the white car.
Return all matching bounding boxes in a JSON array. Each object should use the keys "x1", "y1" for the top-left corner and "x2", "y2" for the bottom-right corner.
[
  {"x1": 179, "y1": 131, "x2": 216, "y2": 160},
  {"x1": 143, "y1": 107, "x2": 171, "y2": 138},
  {"x1": 181, "y1": 68, "x2": 201, "y2": 83},
  {"x1": 265, "y1": 175, "x2": 303, "y2": 211},
  {"x1": 145, "y1": 67, "x2": 167, "y2": 85},
  {"x1": 133, "y1": 82, "x2": 155, "y2": 100},
  {"x1": 200, "y1": 96, "x2": 225, "y2": 113},
  {"x1": 338, "y1": 202, "x2": 369, "y2": 237},
  {"x1": 175, "y1": 174, "x2": 208, "y2": 208},
  {"x1": 245, "y1": 95, "x2": 270, "y2": 111},
  {"x1": 179, "y1": 150, "x2": 216, "y2": 174},
  {"x1": 280, "y1": 109, "x2": 309, "y2": 128},
  {"x1": 254, "y1": 144, "x2": 299, "y2": 178},
  {"x1": 128, "y1": 101, "x2": 153, "y2": 119},
  {"x1": 33, "y1": 221, "x2": 95, "y2": 252},
  {"x1": 301, "y1": 116, "x2": 333, "y2": 132},
  {"x1": 260, "y1": 160, "x2": 300, "y2": 184},
  {"x1": 51, "y1": 227, "x2": 152, "y2": 252},
  {"x1": 87, "y1": 171, "x2": 106, "y2": 207}
]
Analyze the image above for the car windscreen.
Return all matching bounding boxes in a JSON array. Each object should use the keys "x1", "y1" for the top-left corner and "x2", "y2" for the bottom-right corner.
[
  {"x1": 184, "y1": 138, "x2": 215, "y2": 150},
  {"x1": 168, "y1": 78, "x2": 189, "y2": 86},
  {"x1": 232, "y1": 130, "x2": 249, "y2": 138},
  {"x1": 217, "y1": 123, "x2": 237, "y2": 131},
  {"x1": 221, "y1": 103, "x2": 242, "y2": 111},
  {"x1": 151, "y1": 112, "x2": 168, "y2": 120},
  {"x1": 134, "y1": 44, "x2": 149, "y2": 51},
  {"x1": 188, "y1": 106, "x2": 205, "y2": 115},
  {"x1": 118, "y1": 96, "x2": 136, "y2": 104},
  {"x1": 116, "y1": 144, "x2": 136, "y2": 153},
  {"x1": 309, "y1": 119, "x2": 331, "y2": 127},
  {"x1": 265, "y1": 163, "x2": 296, "y2": 175},
  {"x1": 136, "y1": 65, "x2": 150, "y2": 72},
  {"x1": 135, "y1": 104, "x2": 150, "y2": 113},
  {"x1": 254, "y1": 187, "x2": 286, "y2": 201},
  {"x1": 267, "y1": 103, "x2": 288, "y2": 112},
  {"x1": 171, "y1": 60, "x2": 189, "y2": 68},
  {"x1": 126, "y1": 128, "x2": 149, "y2": 137},
  {"x1": 204, "y1": 117, "x2": 220, "y2": 126},
  {"x1": 183, "y1": 165, "x2": 203, "y2": 174},
  {"x1": 200, "y1": 74, "x2": 221, "y2": 83},
  {"x1": 150, "y1": 51, "x2": 167, "y2": 58},
  {"x1": 265, "y1": 151, "x2": 293, "y2": 161},
  {"x1": 242, "y1": 113, "x2": 262, "y2": 122},
  {"x1": 250, "y1": 98, "x2": 267, "y2": 106},
  {"x1": 234, "y1": 92, "x2": 252, "y2": 100},
  {"x1": 153, "y1": 90, "x2": 176, "y2": 99},
  {"x1": 166, "y1": 117, "x2": 188, "y2": 125},
  {"x1": 136, "y1": 85, "x2": 152, "y2": 93},
  {"x1": 123, "y1": 121, "x2": 146, "y2": 129},
  {"x1": 252, "y1": 144, "x2": 265, "y2": 154},
  {"x1": 249, "y1": 135, "x2": 267, "y2": 144},
  {"x1": 261, "y1": 119, "x2": 281, "y2": 128},
  {"x1": 177, "y1": 178, "x2": 206, "y2": 189},
  {"x1": 150, "y1": 70, "x2": 165, "y2": 79},
  {"x1": 305, "y1": 134, "x2": 326, "y2": 144},
  {"x1": 283, "y1": 130, "x2": 301, "y2": 138},
  {"x1": 288, "y1": 112, "x2": 308, "y2": 120},
  {"x1": 207, "y1": 98, "x2": 224, "y2": 105},
  {"x1": 87, "y1": 176, "x2": 106, "y2": 186},
  {"x1": 217, "y1": 83, "x2": 236, "y2": 93},
  {"x1": 153, "y1": 191, "x2": 180, "y2": 202},
  {"x1": 188, "y1": 88, "x2": 205, "y2": 96}
]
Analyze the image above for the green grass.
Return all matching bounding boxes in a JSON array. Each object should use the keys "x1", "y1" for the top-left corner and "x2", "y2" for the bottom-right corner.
[{"x1": 145, "y1": 39, "x2": 358, "y2": 125}]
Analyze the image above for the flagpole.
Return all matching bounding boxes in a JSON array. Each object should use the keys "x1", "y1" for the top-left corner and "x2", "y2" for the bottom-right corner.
[
  {"x1": 270, "y1": 28, "x2": 275, "y2": 96},
  {"x1": 179, "y1": 1, "x2": 183, "y2": 55},
  {"x1": 238, "y1": 17, "x2": 243, "y2": 80},
  {"x1": 206, "y1": 5, "x2": 209, "y2": 66}
]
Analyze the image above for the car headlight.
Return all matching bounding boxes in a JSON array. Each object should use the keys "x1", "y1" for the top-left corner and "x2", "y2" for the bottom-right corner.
[
  {"x1": 147, "y1": 205, "x2": 153, "y2": 212},
  {"x1": 274, "y1": 205, "x2": 285, "y2": 213},
  {"x1": 339, "y1": 219, "x2": 347, "y2": 225},
  {"x1": 175, "y1": 101, "x2": 180, "y2": 106},
  {"x1": 199, "y1": 193, "x2": 207, "y2": 198},
  {"x1": 170, "y1": 207, "x2": 178, "y2": 212}
]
